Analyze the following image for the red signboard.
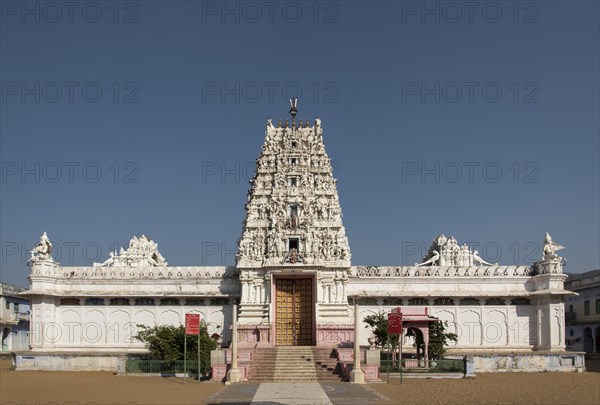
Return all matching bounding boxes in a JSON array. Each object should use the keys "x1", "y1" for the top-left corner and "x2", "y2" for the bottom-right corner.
[
  {"x1": 388, "y1": 313, "x2": 402, "y2": 334},
  {"x1": 185, "y1": 313, "x2": 200, "y2": 335}
]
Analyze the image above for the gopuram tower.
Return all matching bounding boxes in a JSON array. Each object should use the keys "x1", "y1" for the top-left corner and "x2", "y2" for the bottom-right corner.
[{"x1": 236, "y1": 99, "x2": 353, "y2": 346}]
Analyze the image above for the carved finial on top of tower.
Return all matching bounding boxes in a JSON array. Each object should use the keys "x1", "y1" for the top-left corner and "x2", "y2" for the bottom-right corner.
[{"x1": 289, "y1": 97, "x2": 298, "y2": 121}]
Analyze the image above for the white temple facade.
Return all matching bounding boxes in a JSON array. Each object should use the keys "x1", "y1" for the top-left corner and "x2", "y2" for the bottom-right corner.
[{"x1": 21, "y1": 103, "x2": 574, "y2": 369}]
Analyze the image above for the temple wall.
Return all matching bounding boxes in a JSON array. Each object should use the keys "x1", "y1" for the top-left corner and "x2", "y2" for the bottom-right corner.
[
  {"x1": 356, "y1": 305, "x2": 536, "y2": 350},
  {"x1": 26, "y1": 263, "x2": 238, "y2": 352},
  {"x1": 28, "y1": 297, "x2": 232, "y2": 352},
  {"x1": 24, "y1": 261, "x2": 567, "y2": 353}
]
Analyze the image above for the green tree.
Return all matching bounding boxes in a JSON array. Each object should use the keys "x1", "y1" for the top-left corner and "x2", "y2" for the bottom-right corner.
[
  {"x1": 363, "y1": 312, "x2": 399, "y2": 348},
  {"x1": 363, "y1": 312, "x2": 400, "y2": 368},
  {"x1": 134, "y1": 322, "x2": 217, "y2": 375}
]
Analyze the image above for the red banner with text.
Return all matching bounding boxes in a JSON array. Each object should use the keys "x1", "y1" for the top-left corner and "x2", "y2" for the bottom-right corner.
[
  {"x1": 185, "y1": 313, "x2": 200, "y2": 335},
  {"x1": 388, "y1": 313, "x2": 402, "y2": 335}
]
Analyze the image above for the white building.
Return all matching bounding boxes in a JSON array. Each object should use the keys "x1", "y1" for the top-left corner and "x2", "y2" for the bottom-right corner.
[
  {"x1": 564, "y1": 270, "x2": 600, "y2": 353},
  {"x1": 18, "y1": 104, "x2": 581, "y2": 372},
  {"x1": 1, "y1": 283, "x2": 30, "y2": 352}
]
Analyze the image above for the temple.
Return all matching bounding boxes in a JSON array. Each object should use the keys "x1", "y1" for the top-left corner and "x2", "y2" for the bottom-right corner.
[{"x1": 18, "y1": 103, "x2": 582, "y2": 374}]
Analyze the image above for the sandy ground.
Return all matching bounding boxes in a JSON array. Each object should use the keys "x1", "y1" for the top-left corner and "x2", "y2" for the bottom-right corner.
[
  {"x1": 373, "y1": 372, "x2": 600, "y2": 405},
  {"x1": 0, "y1": 358, "x2": 224, "y2": 405},
  {"x1": 1, "y1": 357, "x2": 599, "y2": 405}
]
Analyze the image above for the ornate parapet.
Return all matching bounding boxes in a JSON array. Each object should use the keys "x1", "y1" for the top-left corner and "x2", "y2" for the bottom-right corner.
[
  {"x1": 25, "y1": 265, "x2": 240, "y2": 298},
  {"x1": 29, "y1": 265, "x2": 238, "y2": 280},
  {"x1": 350, "y1": 265, "x2": 533, "y2": 278}
]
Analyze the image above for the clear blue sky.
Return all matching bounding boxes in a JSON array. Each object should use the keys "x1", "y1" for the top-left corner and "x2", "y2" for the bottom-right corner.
[{"x1": 1, "y1": 1, "x2": 599, "y2": 287}]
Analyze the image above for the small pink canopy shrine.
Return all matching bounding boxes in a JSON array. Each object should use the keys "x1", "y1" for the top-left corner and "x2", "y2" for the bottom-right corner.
[{"x1": 391, "y1": 307, "x2": 439, "y2": 368}]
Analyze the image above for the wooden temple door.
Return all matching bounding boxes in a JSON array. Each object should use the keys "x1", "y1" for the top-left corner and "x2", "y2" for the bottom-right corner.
[{"x1": 275, "y1": 278, "x2": 313, "y2": 346}]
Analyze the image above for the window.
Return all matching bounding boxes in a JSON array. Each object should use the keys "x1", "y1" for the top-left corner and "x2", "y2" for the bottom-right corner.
[
  {"x1": 382, "y1": 298, "x2": 403, "y2": 306},
  {"x1": 109, "y1": 298, "x2": 130, "y2": 306},
  {"x1": 13, "y1": 303, "x2": 19, "y2": 312},
  {"x1": 60, "y1": 298, "x2": 81, "y2": 305},
  {"x1": 408, "y1": 298, "x2": 429, "y2": 306},
  {"x1": 84, "y1": 298, "x2": 105, "y2": 305},
  {"x1": 570, "y1": 330, "x2": 574, "y2": 337},
  {"x1": 433, "y1": 298, "x2": 454, "y2": 306},
  {"x1": 291, "y1": 141, "x2": 298, "y2": 149},
  {"x1": 290, "y1": 158, "x2": 297, "y2": 166},
  {"x1": 569, "y1": 304, "x2": 573, "y2": 312},
  {"x1": 584, "y1": 300, "x2": 590, "y2": 316},
  {"x1": 596, "y1": 299, "x2": 600, "y2": 315},
  {"x1": 210, "y1": 298, "x2": 230, "y2": 305},
  {"x1": 159, "y1": 298, "x2": 180, "y2": 306},
  {"x1": 459, "y1": 298, "x2": 480, "y2": 306},
  {"x1": 185, "y1": 298, "x2": 205, "y2": 306},
  {"x1": 357, "y1": 298, "x2": 378, "y2": 305},
  {"x1": 289, "y1": 177, "x2": 297, "y2": 187},
  {"x1": 288, "y1": 238, "x2": 299, "y2": 251},
  {"x1": 5, "y1": 301, "x2": 9, "y2": 310},
  {"x1": 485, "y1": 298, "x2": 505, "y2": 306},
  {"x1": 289, "y1": 205, "x2": 299, "y2": 217},
  {"x1": 511, "y1": 298, "x2": 532, "y2": 306},
  {"x1": 134, "y1": 298, "x2": 155, "y2": 306}
]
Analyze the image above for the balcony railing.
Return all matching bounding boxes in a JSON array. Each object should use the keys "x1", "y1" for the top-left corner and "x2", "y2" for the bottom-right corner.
[{"x1": 566, "y1": 311, "x2": 577, "y2": 322}]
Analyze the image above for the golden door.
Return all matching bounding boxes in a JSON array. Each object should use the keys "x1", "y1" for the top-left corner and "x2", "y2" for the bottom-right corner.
[{"x1": 275, "y1": 279, "x2": 313, "y2": 346}]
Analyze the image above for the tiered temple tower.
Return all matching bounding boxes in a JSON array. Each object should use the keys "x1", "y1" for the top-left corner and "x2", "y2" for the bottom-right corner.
[{"x1": 236, "y1": 99, "x2": 353, "y2": 346}]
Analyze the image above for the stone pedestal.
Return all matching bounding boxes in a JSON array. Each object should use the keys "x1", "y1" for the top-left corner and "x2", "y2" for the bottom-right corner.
[
  {"x1": 364, "y1": 349, "x2": 380, "y2": 366},
  {"x1": 211, "y1": 350, "x2": 226, "y2": 366},
  {"x1": 349, "y1": 368, "x2": 365, "y2": 383}
]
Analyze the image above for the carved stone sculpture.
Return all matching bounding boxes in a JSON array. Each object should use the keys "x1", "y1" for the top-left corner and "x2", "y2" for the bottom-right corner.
[
  {"x1": 415, "y1": 250, "x2": 439, "y2": 266},
  {"x1": 473, "y1": 250, "x2": 497, "y2": 266},
  {"x1": 542, "y1": 232, "x2": 564, "y2": 262},
  {"x1": 93, "y1": 235, "x2": 167, "y2": 267},
  {"x1": 30, "y1": 232, "x2": 53, "y2": 263}
]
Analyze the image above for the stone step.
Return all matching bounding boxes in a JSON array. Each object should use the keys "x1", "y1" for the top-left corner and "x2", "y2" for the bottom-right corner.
[
  {"x1": 253, "y1": 355, "x2": 318, "y2": 358},
  {"x1": 247, "y1": 346, "x2": 343, "y2": 382}
]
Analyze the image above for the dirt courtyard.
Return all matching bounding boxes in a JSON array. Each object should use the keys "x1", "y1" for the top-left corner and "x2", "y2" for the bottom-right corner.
[{"x1": 1, "y1": 358, "x2": 599, "y2": 405}]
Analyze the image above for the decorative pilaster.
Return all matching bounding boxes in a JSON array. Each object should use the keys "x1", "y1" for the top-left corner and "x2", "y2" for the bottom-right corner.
[{"x1": 531, "y1": 234, "x2": 572, "y2": 351}]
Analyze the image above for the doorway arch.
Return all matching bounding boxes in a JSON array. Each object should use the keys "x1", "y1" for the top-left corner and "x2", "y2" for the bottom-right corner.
[{"x1": 583, "y1": 327, "x2": 594, "y2": 353}]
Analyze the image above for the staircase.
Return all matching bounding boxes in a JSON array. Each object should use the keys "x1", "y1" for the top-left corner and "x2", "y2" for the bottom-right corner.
[{"x1": 248, "y1": 346, "x2": 343, "y2": 381}]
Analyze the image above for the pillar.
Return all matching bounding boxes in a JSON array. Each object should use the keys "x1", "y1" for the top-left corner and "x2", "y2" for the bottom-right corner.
[
  {"x1": 226, "y1": 304, "x2": 242, "y2": 384},
  {"x1": 423, "y1": 325, "x2": 429, "y2": 368},
  {"x1": 349, "y1": 301, "x2": 365, "y2": 383}
]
